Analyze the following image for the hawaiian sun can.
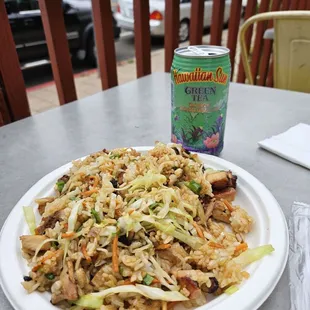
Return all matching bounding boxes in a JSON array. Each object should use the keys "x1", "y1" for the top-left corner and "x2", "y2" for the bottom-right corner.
[{"x1": 171, "y1": 45, "x2": 231, "y2": 155}]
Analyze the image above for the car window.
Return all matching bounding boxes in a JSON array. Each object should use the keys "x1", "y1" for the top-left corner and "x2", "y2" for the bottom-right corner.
[
  {"x1": 16, "y1": 0, "x2": 39, "y2": 11},
  {"x1": 5, "y1": 0, "x2": 19, "y2": 14},
  {"x1": 181, "y1": 0, "x2": 191, "y2": 3}
]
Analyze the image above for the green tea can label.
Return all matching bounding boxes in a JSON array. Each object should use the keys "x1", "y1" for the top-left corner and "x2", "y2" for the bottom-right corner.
[{"x1": 171, "y1": 45, "x2": 231, "y2": 155}]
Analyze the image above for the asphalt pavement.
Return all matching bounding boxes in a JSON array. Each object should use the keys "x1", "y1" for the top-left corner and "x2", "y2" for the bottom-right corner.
[{"x1": 23, "y1": 31, "x2": 164, "y2": 88}]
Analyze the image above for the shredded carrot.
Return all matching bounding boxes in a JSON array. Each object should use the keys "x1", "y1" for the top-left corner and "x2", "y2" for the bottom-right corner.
[
  {"x1": 223, "y1": 199, "x2": 235, "y2": 212},
  {"x1": 156, "y1": 244, "x2": 172, "y2": 250},
  {"x1": 193, "y1": 222, "x2": 205, "y2": 239},
  {"x1": 89, "y1": 175, "x2": 99, "y2": 188},
  {"x1": 112, "y1": 235, "x2": 119, "y2": 273},
  {"x1": 61, "y1": 232, "x2": 75, "y2": 239},
  {"x1": 121, "y1": 279, "x2": 133, "y2": 285},
  {"x1": 32, "y1": 251, "x2": 58, "y2": 271},
  {"x1": 81, "y1": 189, "x2": 98, "y2": 197},
  {"x1": 234, "y1": 242, "x2": 248, "y2": 254},
  {"x1": 128, "y1": 209, "x2": 135, "y2": 215},
  {"x1": 81, "y1": 244, "x2": 92, "y2": 263},
  {"x1": 64, "y1": 223, "x2": 68, "y2": 229},
  {"x1": 242, "y1": 271, "x2": 250, "y2": 279},
  {"x1": 32, "y1": 264, "x2": 42, "y2": 272},
  {"x1": 152, "y1": 278, "x2": 161, "y2": 284},
  {"x1": 209, "y1": 242, "x2": 224, "y2": 249}
]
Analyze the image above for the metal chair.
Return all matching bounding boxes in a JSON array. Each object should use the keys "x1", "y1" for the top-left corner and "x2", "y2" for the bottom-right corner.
[{"x1": 240, "y1": 11, "x2": 310, "y2": 93}]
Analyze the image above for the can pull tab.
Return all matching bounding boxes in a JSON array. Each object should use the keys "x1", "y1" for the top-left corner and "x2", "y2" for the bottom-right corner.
[{"x1": 188, "y1": 46, "x2": 208, "y2": 56}]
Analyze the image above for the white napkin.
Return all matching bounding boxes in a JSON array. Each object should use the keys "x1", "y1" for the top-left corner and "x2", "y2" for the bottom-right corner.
[{"x1": 258, "y1": 123, "x2": 310, "y2": 170}]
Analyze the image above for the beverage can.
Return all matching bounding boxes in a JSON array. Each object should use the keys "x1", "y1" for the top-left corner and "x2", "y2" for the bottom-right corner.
[{"x1": 171, "y1": 45, "x2": 231, "y2": 156}]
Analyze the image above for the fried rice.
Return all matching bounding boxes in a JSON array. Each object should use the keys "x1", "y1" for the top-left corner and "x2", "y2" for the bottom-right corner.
[{"x1": 20, "y1": 143, "x2": 274, "y2": 310}]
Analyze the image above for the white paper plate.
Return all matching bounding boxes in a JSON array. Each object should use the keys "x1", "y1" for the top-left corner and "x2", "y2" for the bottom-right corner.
[{"x1": 0, "y1": 147, "x2": 289, "y2": 310}]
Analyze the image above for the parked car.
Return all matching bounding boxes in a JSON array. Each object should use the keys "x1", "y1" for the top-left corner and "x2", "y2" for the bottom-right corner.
[
  {"x1": 4, "y1": 0, "x2": 121, "y2": 69},
  {"x1": 115, "y1": 0, "x2": 231, "y2": 42}
]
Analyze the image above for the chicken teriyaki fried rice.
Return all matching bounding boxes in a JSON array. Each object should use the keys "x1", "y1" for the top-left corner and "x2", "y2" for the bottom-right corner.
[{"x1": 20, "y1": 143, "x2": 274, "y2": 310}]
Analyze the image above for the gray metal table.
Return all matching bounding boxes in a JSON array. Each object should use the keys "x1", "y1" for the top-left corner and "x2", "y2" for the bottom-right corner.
[{"x1": 0, "y1": 72, "x2": 309, "y2": 309}]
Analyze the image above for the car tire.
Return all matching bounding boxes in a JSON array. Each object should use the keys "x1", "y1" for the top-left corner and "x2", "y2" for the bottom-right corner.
[
  {"x1": 179, "y1": 19, "x2": 190, "y2": 43},
  {"x1": 87, "y1": 34, "x2": 97, "y2": 67}
]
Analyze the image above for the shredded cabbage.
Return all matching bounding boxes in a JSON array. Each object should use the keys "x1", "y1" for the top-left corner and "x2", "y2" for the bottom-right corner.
[
  {"x1": 68, "y1": 200, "x2": 83, "y2": 232},
  {"x1": 154, "y1": 221, "x2": 204, "y2": 250},
  {"x1": 225, "y1": 285, "x2": 239, "y2": 295},
  {"x1": 32, "y1": 238, "x2": 58, "y2": 262},
  {"x1": 135, "y1": 284, "x2": 187, "y2": 301},
  {"x1": 75, "y1": 285, "x2": 188, "y2": 308},
  {"x1": 23, "y1": 206, "x2": 36, "y2": 235},
  {"x1": 197, "y1": 202, "x2": 206, "y2": 224},
  {"x1": 169, "y1": 207, "x2": 193, "y2": 221},
  {"x1": 149, "y1": 256, "x2": 178, "y2": 291},
  {"x1": 101, "y1": 225, "x2": 117, "y2": 236},
  {"x1": 129, "y1": 198, "x2": 144, "y2": 209},
  {"x1": 75, "y1": 294, "x2": 103, "y2": 308},
  {"x1": 117, "y1": 214, "x2": 143, "y2": 234},
  {"x1": 233, "y1": 244, "x2": 275, "y2": 267},
  {"x1": 129, "y1": 171, "x2": 166, "y2": 192},
  {"x1": 157, "y1": 188, "x2": 177, "y2": 218},
  {"x1": 180, "y1": 201, "x2": 197, "y2": 218}
]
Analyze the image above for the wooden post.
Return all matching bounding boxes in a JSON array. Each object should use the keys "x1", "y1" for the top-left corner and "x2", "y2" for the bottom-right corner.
[
  {"x1": 0, "y1": 111, "x2": 3, "y2": 127},
  {"x1": 91, "y1": 0, "x2": 118, "y2": 89},
  {"x1": 298, "y1": 0, "x2": 307, "y2": 9},
  {"x1": 134, "y1": 0, "x2": 151, "y2": 78},
  {"x1": 39, "y1": 0, "x2": 77, "y2": 104},
  {"x1": 249, "y1": 0, "x2": 270, "y2": 84},
  {"x1": 0, "y1": 0, "x2": 30, "y2": 120},
  {"x1": 227, "y1": 0, "x2": 243, "y2": 79},
  {"x1": 190, "y1": 0, "x2": 204, "y2": 45},
  {"x1": 0, "y1": 86, "x2": 12, "y2": 124},
  {"x1": 257, "y1": 0, "x2": 281, "y2": 86},
  {"x1": 290, "y1": 0, "x2": 300, "y2": 9},
  {"x1": 165, "y1": 0, "x2": 180, "y2": 72},
  {"x1": 282, "y1": 0, "x2": 291, "y2": 10},
  {"x1": 210, "y1": 0, "x2": 225, "y2": 45},
  {"x1": 237, "y1": 0, "x2": 257, "y2": 83}
]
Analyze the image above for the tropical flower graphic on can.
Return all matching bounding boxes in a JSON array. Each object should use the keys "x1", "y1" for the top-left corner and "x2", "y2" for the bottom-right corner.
[{"x1": 171, "y1": 46, "x2": 231, "y2": 156}]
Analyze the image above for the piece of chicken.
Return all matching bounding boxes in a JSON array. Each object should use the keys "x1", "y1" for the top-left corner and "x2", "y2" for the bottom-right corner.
[
  {"x1": 91, "y1": 266, "x2": 106, "y2": 288},
  {"x1": 62, "y1": 273, "x2": 78, "y2": 301},
  {"x1": 35, "y1": 210, "x2": 63, "y2": 235},
  {"x1": 206, "y1": 171, "x2": 237, "y2": 191},
  {"x1": 203, "y1": 199, "x2": 215, "y2": 221},
  {"x1": 212, "y1": 200, "x2": 231, "y2": 223},
  {"x1": 35, "y1": 197, "x2": 55, "y2": 216},
  {"x1": 157, "y1": 243, "x2": 191, "y2": 269},
  {"x1": 213, "y1": 187, "x2": 236, "y2": 202},
  {"x1": 178, "y1": 277, "x2": 202, "y2": 300},
  {"x1": 20, "y1": 235, "x2": 51, "y2": 252}
]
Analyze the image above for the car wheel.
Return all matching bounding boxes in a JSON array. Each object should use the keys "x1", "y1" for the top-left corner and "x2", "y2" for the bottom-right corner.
[
  {"x1": 179, "y1": 19, "x2": 189, "y2": 42},
  {"x1": 87, "y1": 34, "x2": 97, "y2": 67}
]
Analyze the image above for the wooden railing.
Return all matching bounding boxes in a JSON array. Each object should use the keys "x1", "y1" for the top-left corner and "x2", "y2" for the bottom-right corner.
[{"x1": 0, "y1": 0, "x2": 309, "y2": 126}]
